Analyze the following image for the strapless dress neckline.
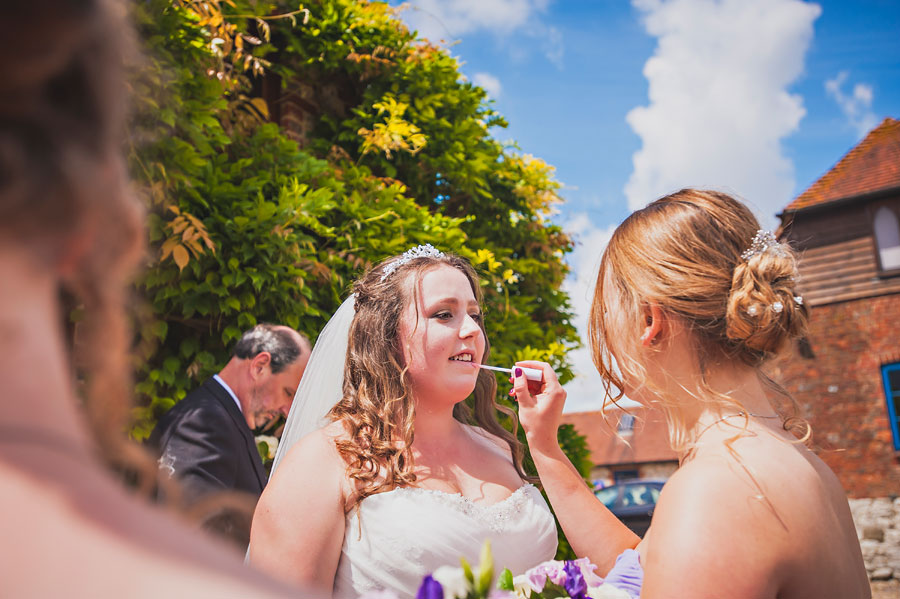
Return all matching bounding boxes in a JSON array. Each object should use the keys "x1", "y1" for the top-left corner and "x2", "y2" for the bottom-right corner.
[{"x1": 332, "y1": 482, "x2": 557, "y2": 598}]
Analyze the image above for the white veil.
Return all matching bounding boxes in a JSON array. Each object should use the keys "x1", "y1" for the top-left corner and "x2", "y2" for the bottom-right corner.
[{"x1": 270, "y1": 294, "x2": 356, "y2": 477}]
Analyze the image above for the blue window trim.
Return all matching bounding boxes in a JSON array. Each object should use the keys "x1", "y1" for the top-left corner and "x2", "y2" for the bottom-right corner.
[{"x1": 880, "y1": 363, "x2": 900, "y2": 451}]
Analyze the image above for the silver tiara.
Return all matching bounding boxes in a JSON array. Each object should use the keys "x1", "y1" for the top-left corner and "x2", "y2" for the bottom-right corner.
[
  {"x1": 741, "y1": 229, "x2": 788, "y2": 261},
  {"x1": 379, "y1": 244, "x2": 445, "y2": 282}
]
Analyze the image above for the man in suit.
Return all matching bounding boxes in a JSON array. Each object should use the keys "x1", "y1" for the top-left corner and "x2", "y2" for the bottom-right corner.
[{"x1": 148, "y1": 323, "x2": 311, "y2": 546}]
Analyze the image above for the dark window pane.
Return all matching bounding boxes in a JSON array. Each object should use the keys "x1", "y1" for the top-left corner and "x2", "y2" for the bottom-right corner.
[
  {"x1": 889, "y1": 368, "x2": 900, "y2": 393},
  {"x1": 614, "y1": 469, "x2": 639, "y2": 483}
]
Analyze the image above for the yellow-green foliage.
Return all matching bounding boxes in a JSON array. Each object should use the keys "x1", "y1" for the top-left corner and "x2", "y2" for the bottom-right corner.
[{"x1": 129, "y1": 4, "x2": 588, "y2": 556}]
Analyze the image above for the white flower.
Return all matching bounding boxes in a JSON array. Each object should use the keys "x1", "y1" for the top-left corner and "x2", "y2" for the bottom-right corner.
[
  {"x1": 432, "y1": 566, "x2": 468, "y2": 599},
  {"x1": 511, "y1": 575, "x2": 532, "y2": 598},
  {"x1": 255, "y1": 435, "x2": 279, "y2": 459}
]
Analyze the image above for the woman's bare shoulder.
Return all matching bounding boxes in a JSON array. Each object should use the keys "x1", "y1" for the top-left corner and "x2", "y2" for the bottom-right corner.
[{"x1": 260, "y1": 422, "x2": 353, "y2": 513}]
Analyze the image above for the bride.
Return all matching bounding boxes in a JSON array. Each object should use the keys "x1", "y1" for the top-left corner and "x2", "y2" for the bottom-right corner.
[{"x1": 248, "y1": 246, "x2": 558, "y2": 596}]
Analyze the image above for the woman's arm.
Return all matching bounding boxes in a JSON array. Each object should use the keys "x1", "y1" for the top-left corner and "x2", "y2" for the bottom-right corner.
[
  {"x1": 248, "y1": 426, "x2": 347, "y2": 594},
  {"x1": 512, "y1": 361, "x2": 639, "y2": 574}
]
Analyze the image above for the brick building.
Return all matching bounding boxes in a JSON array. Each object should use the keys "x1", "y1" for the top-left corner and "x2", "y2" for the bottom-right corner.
[
  {"x1": 561, "y1": 407, "x2": 678, "y2": 486},
  {"x1": 771, "y1": 116, "x2": 900, "y2": 499}
]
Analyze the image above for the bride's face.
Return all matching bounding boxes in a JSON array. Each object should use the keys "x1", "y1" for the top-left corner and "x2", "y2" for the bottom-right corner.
[{"x1": 398, "y1": 264, "x2": 486, "y2": 405}]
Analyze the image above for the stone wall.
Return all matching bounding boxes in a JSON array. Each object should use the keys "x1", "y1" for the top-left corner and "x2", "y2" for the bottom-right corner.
[{"x1": 851, "y1": 497, "x2": 900, "y2": 580}]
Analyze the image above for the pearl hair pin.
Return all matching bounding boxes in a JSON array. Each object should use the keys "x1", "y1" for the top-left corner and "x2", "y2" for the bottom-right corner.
[{"x1": 746, "y1": 294, "x2": 804, "y2": 317}]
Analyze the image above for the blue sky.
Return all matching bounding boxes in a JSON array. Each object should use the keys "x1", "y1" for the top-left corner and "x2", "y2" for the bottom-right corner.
[{"x1": 392, "y1": 0, "x2": 900, "y2": 411}]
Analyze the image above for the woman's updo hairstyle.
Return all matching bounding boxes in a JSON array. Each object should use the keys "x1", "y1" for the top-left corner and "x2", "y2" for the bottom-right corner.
[
  {"x1": 726, "y1": 231, "x2": 808, "y2": 355},
  {"x1": 590, "y1": 189, "x2": 809, "y2": 404}
]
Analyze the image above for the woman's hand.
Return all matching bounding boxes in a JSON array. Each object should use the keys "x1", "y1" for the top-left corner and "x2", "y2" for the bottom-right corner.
[
  {"x1": 511, "y1": 360, "x2": 640, "y2": 570},
  {"x1": 510, "y1": 360, "x2": 567, "y2": 452}
]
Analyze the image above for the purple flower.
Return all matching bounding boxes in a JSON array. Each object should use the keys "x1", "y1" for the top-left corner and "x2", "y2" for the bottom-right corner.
[
  {"x1": 570, "y1": 557, "x2": 604, "y2": 587},
  {"x1": 523, "y1": 559, "x2": 568, "y2": 590},
  {"x1": 417, "y1": 575, "x2": 444, "y2": 599},
  {"x1": 564, "y1": 560, "x2": 588, "y2": 599}
]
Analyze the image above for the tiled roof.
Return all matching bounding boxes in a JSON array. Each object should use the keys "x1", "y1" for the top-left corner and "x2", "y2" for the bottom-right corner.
[
  {"x1": 561, "y1": 407, "x2": 677, "y2": 467},
  {"x1": 784, "y1": 117, "x2": 900, "y2": 213}
]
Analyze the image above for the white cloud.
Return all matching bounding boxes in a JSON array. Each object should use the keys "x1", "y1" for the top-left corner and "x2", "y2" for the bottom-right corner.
[
  {"x1": 400, "y1": 0, "x2": 549, "y2": 39},
  {"x1": 825, "y1": 71, "x2": 879, "y2": 139},
  {"x1": 398, "y1": 0, "x2": 562, "y2": 66},
  {"x1": 472, "y1": 72, "x2": 502, "y2": 98},
  {"x1": 539, "y1": 25, "x2": 564, "y2": 69},
  {"x1": 561, "y1": 214, "x2": 618, "y2": 413},
  {"x1": 624, "y1": 0, "x2": 821, "y2": 228}
]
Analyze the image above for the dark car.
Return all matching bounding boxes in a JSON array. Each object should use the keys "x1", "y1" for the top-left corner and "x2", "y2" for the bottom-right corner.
[{"x1": 594, "y1": 479, "x2": 665, "y2": 537}]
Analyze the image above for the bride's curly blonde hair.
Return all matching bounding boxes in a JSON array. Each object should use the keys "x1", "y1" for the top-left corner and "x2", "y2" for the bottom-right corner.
[{"x1": 328, "y1": 251, "x2": 527, "y2": 510}]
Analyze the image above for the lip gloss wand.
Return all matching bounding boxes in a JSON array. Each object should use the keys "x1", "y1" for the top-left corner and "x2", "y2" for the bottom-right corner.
[{"x1": 474, "y1": 363, "x2": 544, "y2": 382}]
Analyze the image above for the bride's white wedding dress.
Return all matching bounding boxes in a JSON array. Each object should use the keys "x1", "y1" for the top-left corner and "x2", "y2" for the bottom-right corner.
[{"x1": 333, "y1": 482, "x2": 558, "y2": 598}]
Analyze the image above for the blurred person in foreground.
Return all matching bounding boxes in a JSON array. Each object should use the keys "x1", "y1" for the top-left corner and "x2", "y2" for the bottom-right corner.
[
  {"x1": 0, "y1": 0, "x2": 310, "y2": 595},
  {"x1": 149, "y1": 324, "x2": 310, "y2": 547}
]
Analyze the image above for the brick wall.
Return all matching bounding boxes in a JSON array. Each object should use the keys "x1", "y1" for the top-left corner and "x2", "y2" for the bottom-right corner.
[{"x1": 768, "y1": 293, "x2": 900, "y2": 498}]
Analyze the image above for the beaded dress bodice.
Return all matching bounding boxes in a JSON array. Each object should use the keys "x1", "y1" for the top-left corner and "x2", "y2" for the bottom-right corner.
[{"x1": 332, "y1": 483, "x2": 558, "y2": 598}]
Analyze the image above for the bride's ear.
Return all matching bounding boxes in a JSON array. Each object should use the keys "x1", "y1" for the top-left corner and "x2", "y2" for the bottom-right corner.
[{"x1": 639, "y1": 304, "x2": 665, "y2": 347}]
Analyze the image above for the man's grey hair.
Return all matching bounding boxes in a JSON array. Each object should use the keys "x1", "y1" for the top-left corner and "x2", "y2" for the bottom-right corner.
[{"x1": 232, "y1": 324, "x2": 307, "y2": 373}]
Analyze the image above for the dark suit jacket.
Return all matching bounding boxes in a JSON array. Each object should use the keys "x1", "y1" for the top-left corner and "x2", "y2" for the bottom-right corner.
[{"x1": 148, "y1": 377, "x2": 267, "y2": 545}]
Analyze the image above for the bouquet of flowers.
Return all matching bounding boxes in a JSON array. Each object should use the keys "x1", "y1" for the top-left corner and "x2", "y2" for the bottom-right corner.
[
  {"x1": 505, "y1": 557, "x2": 632, "y2": 599},
  {"x1": 362, "y1": 542, "x2": 631, "y2": 599}
]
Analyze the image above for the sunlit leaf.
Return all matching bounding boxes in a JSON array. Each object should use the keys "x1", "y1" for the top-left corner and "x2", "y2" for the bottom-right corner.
[{"x1": 172, "y1": 245, "x2": 189, "y2": 271}]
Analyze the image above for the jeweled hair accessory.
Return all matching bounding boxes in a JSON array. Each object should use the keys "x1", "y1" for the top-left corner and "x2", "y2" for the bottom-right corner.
[
  {"x1": 741, "y1": 229, "x2": 787, "y2": 261},
  {"x1": 379, "y1": 244, "x2": 446, "y2": 282},
  {"x1": 747, "y1": 296, "x2": 803, "y2": 317}
]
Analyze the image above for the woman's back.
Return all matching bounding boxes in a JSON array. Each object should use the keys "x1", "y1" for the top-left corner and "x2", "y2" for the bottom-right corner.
[
  {"x1": 642, "y1": 423, "x2": 869, "y2": 598},
  {"x1": 772, "y1": 434, "x2": 869, "y2": 598}
]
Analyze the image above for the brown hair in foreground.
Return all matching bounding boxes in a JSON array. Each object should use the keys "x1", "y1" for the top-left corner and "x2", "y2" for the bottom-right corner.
[
  {"x1": 0, "y1": 0, "x2": 148, "y2": 472},
  {"x1": 588, "y1": 189, "x2": 811, "y2": 454},
  {"x1": 328, "y1": 252, "x2": 529, "y2": 510}
]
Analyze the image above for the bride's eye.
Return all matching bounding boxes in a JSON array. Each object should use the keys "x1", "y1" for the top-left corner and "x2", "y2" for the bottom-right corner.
[
  {"x1": 469, "y1": 312, "x2": 483, "y2": 323},
  {"x1": 432, "y1": 311, "x2": 453, "y2": 321}
]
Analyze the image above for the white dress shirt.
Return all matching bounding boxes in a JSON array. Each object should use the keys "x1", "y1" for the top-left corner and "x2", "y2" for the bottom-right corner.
[{"x1": 213, "y1": 373, "x2": 243, "y2": 414}]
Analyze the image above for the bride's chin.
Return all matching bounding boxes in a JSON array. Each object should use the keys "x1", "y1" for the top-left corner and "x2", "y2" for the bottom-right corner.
[{"x1": 433, "y1": 383, "x2": 478, "y2": 406}]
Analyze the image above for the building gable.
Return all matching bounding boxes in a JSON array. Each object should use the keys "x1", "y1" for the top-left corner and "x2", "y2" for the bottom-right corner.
[{"x1": 783, "y1": 117, "x2": 900, "y2": 214}]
